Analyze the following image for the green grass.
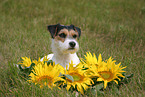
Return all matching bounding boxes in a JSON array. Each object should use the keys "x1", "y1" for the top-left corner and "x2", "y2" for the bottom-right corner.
[{"x1": 0, "y1": 0, "x2": 145, "y2": 96}]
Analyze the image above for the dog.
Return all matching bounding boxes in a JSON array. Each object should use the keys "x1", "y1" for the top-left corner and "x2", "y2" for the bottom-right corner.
[{"x1": 41, "y1": 24, "x2": 81, "y2": 68}]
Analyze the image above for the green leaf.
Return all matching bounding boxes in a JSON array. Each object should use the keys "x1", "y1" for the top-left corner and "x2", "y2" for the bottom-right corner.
[
  {"x1": 29, "y1": 63, "x2": 35, "y2": 70},
  {"x1": 64, "y1": 74, "x2": 74, "y2": 82},
  {"x1": 18, "y1": 63, "x2": 36, "y2": 79},
  {"x1": 89, "y1": 87, "x2": 96, "y2": 96},
  {"x1": 95, "y1": 83, "x2": 104, "y2": 91},
  {"x1": 46, "y1": 60, "x2": 53, "y2": 66},
  {"x1": 18, "y1": 65, "x2": 23, "y2": 71}
]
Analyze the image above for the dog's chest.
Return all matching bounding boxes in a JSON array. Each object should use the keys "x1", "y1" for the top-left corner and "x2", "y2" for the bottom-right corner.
[
  {"x1": 52, "y1": 53, "x2": 80, "y2": 68},
  {"x1": 41, "y1": 53, "x2": 80, "y2": 68}
]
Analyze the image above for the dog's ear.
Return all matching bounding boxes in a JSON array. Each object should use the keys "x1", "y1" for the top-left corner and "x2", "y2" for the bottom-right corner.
[
  {"x1": 75, "y1": 26, "x2": 81, "y2": 38},
  {"x1": 70, "y1": 24, "x2": 81, "y2": 38},
  {"x1": 47, "y1": 24, "x2": 60, "y2": 38}
]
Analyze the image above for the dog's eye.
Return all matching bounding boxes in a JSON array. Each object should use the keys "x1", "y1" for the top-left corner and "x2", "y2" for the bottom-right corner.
[
  {"x1": 59, "y1": 33, "x2": 66, "y2": 38},
  {"x1": 73, "y1": 35, "x2": 77, "y2": 38}
]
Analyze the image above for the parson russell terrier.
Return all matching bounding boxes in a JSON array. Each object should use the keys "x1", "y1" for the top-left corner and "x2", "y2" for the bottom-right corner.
[{"x1": 41, "y1": 24, "x2": 81, "y2": 68}]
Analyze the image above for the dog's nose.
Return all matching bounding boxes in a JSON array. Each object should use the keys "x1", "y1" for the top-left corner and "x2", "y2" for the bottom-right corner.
[{"x1": 69, "y1": 42, "x2": 76, "y2": 48}]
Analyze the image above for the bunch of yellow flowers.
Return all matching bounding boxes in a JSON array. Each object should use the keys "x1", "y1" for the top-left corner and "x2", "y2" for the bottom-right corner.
[{"x1": 17, "y1": 52, "x2": 128, "y2": 95}]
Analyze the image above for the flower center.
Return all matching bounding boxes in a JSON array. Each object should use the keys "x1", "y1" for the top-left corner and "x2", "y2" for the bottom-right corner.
[
  {"x1": 37, "y1": 75, "x2": 53, "y2": 86},
  {"x1": 98, "y1": 71, "x2": 113, "y2": 80},
  {"x1": 72, "y1": 75, "x2": 81, "y2": 81},
  {"x1": 68, "y1": 73, "x2": 84, "y2": 82}
]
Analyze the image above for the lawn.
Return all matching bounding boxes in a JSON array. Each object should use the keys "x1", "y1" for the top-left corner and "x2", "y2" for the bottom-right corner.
[{"x1": 0, "y1": 0, "x2": 145, "y2": 96}]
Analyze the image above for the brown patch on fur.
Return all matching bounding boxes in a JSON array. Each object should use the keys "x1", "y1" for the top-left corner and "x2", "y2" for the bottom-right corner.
[
  {"x1": 54, "y1": 29, "x2": 79, "y2": 42},
  {"x1": 54, "y1": 35, "x2": 65, "y2": 42},
  {"x1": 69, "y1": 29, "x2": 79, "y2": 39}
]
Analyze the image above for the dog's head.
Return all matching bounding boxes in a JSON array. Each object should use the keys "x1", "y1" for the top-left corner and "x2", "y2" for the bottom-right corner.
[{"x1": 47, "y1": 24, "x2": 81, "y2": 54}]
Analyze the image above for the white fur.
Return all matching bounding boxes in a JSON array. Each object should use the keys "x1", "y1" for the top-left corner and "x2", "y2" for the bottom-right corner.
[{"x1": 41, "y1": 38, "x2": 80, "y2": 68}]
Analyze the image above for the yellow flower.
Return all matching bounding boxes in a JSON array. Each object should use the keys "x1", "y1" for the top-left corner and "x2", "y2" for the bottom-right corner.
[
  {"x1": 28, "y1": 62, "x2": 64, "y2": 88},
  {"x1": 62, "y1": 61, "x2": 93, "y2": 94},
  {"x1": 41, "y1": 55, "x2": 49, "y2": 63},
  {"x1": 90, "y1": 57, "x2": 126, "y2": 89},
  {"x1": 79, "y1": 52, "x2": 105, "y2": 76},
  {"x1": 32, "y1": 57, "x2": 41, "y2": 66},
  {"x1": 82, "y1": 52, "x2": 103, "y2": 67},
  {"x1": 18, "y1": 57, "x2": 32, "y2": 68},
  {"x1": 32, "y1": 56, "x2": 49, "y2": 65}
]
